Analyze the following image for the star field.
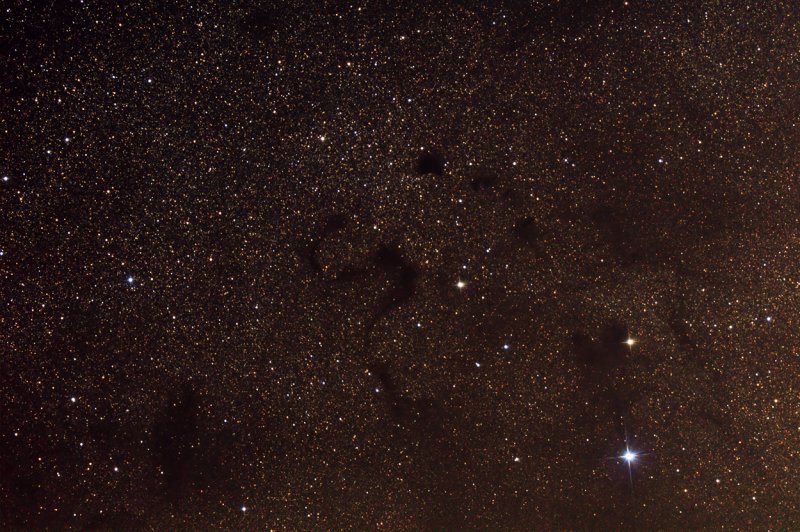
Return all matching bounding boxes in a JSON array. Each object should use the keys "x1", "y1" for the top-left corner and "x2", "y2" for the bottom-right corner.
[{"x1": 2, "y1": 1, "x2": 800, "y2": 529}]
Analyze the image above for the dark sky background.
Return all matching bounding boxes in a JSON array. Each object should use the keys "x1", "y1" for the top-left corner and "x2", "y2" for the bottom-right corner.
[{"x1": 2, "y1": 1, "x2": 800, "y2": 529}]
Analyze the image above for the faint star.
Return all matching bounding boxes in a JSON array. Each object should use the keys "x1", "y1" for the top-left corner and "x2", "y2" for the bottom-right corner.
[
  {"x1": 241, "y1": 506, "x2": 247, "y2": 512},
  {"x1": 456, "y1": 280, "x2": 466, "y2": 289},
  {"x1": 127, "y1": 276, "x2": 134, "y2": 284}
]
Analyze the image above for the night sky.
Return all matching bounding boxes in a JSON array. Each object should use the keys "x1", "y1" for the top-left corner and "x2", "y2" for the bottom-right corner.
[{"x1": 2, "y1": 1, "x2": 800, "y2": 529}]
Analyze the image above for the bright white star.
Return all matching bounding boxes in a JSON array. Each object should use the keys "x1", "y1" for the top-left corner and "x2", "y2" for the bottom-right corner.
[{"x1": 622, "y1": 450, "x2": 636, "y2": 462}]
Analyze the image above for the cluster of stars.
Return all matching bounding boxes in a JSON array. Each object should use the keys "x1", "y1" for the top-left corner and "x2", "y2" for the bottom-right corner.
[{"x1": 3, "y1": 1, "x2": 798, "y2": 529}]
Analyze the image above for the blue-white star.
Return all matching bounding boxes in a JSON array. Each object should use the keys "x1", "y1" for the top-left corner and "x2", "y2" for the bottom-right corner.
[{"x1": 622, "y1": 450, "x2": 636, "y2": 462}]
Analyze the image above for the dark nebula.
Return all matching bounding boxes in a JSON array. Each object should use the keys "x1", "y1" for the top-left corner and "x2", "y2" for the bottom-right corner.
[
  {"x1": 2, "y1": 1, "x2": 799, "y2": 529},
  {"x1": 415, "y1": 150, "x2": 446, "y2": 176}
]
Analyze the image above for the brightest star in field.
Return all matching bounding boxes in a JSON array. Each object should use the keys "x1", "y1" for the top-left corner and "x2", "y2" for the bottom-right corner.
[{"x1": 622, "y1": 450, "x2": 636, "y2": 462}]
